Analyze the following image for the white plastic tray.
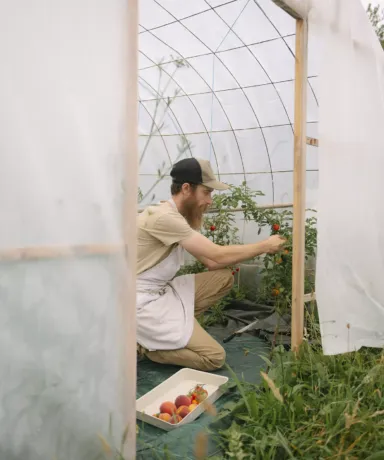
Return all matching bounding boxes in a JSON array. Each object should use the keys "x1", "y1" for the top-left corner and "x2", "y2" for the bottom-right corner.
[{"x1": 136, "y1": 368, "x2": 228, "y2": 431}]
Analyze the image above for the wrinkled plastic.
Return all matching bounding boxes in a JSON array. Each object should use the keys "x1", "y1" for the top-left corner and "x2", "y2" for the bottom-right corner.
[
  {"x1": 312, "y1": 0, "x2": 384, "y2": 354},
  {"x1": 0, "y1": 1, "x2": 136, "y2": 459}
]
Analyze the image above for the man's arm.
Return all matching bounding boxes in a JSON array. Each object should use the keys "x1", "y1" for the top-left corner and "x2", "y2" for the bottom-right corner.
[
  {"x1": 196, "y1": 255, "x2": 230, "y2": 271},
  {"x1": 180, "y1": 232, "x2": 285, "y2": 266}
]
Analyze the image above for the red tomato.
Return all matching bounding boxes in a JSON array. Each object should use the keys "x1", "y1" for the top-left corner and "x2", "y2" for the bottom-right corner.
[
  {"x1": 272, "y1": 224, "x2": 280, "y2": 231},
  {"x1": 210, "y1": 225, "x2": 216, "y2": 231}
]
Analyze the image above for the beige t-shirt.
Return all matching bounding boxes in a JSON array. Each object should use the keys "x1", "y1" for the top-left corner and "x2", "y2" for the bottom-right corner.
[{"x1": 137, "y1": 202, "x2": 196, "y2": 275}]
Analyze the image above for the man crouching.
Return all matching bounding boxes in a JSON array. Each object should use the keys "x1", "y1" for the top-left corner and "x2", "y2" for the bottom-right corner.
[{"x1": 136, "y1": 158, "x2": 285, "y2": 371}]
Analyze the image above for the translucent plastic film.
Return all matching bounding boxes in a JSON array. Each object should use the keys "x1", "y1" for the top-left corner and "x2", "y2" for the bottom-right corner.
[
  {"x1": 313, "y1": 0, "x2": 384, "y2": 354},
  {"x1": 138, "y1": 0, "x2": 319, "y2": 211},
  {"x1": 0, "y1": 1, "x2": 136, "y2": 459}
]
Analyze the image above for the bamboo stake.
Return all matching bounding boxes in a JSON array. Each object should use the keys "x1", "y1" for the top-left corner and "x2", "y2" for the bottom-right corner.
[
  {"x1": 291, "y1": 18, "x2": 308, "y2": 352},
  {"x1": 122, "y1": 0, "x2": 138, "y2": 456}
]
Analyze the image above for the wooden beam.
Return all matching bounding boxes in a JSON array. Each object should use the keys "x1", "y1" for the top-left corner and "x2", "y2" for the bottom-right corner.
[
  {"x1": 271, "y1": 0, "x2": 303, "y2": 19},
  {"x1": 122, "y1": 0, "x2": 139, "y2": 455},
  {"x1": 291, "y1": 18, "x2": 308, "y2": 352},
  {"x1": 0, "y1": 244, "x2": 123, "y2": 262},
  {"x1": 306, "y1": 136, "x2": 319, "y2": 147}
]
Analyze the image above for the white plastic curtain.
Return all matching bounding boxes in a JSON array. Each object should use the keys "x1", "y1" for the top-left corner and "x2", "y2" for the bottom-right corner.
[
  {"x1": 0, "y1": 1, "x2": 136, "y2": 459},
  {"x1": 309, "y1": 0, "x2": 384, "y2": 354}
]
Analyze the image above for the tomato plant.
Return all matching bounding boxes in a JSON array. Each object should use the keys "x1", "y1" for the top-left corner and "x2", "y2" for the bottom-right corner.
[
  {"x1": 254, "y1": 211, "x2": 317, "y2": 313},
  {"x1": 177, "y1": 181, "x2": 317, "y2": 320}
]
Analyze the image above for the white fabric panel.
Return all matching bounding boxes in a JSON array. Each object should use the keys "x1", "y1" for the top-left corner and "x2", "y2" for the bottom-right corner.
[
  {"x1": 140, "y1": 64, "x2": 182, "y2": 99},
  {"x1": 306, "y1": 122, "x2": 319, "y2": 170},
  {"x1": 159, "y1": 0, "x2": 209, "y2": 18},
  {"x1": 151, "y1": 22, "x2": 211, "y2": 58},
  {"x1": 244, "y1": 84, "x2": 291, "y2": 127},
  {"x1": 308, "y1": 77, "x2": 319, "y2": 102},
  {"x1": 139, "y1": 175, "x2": 173, "y2": 206},
  {"x1": 140, "y1": 99, "x2": 183, "y2": 135},
  {"x1": 138, "y1": 101, "x2": 161, "y2": 134},
  {"x1": 218, "y1": 47, "x2": 270, "y2": 87},
  {"x1": 242, "y1": 218, "x2": 271, "y2": 244},
  {"x1": 250, "y1": 39, "x2": 295, "y2": 82},
  {"x1": 162, "y1": 135, "x2": 194, "y2": 163},
  {"x1": 177, "y1": 133, "x2": 219, "y2": 172},
  {"x1": 236, "y1": 129, "x2": 270, "y2": 173},
  {"x1": 255, "y1": 0, "x2": 296, "y2": 36},
  {"x1": 139, "y1": 77, "x2": 158, "y2": 100},
  {"x1": 218, "y1": 0, "x2": 279, "y2": 45},
  {"x1": 188, "y1": 55, "x2": 239, "y2": 92},
  {"x1": 206, "y1": 0, "x2": 235, "y2": 7},
  {"x1": 190, "y1": 93, "x2": 232, "y2": 132},
  {"x1": 275, "y1": 80, "x2": 319, "y2": 123},
  {"x1": 263, "y1": 125, "x2": 294, "y2": 171},
  {"x1": 163, "y1": 96, "x2": 207, "y2": 134},
  {"x1": 172, "y1": 57, "x2": 212, "y2": 94},
  {"x1": 210, "y1": 131, "x2": 244, "y2": 174},
  {"x1": 139, "y1": 0, "x2": 174, "y2": 29},
  {"x1": 0, "y1": 1, "x2": 133, "y2": 458},
  {"x1": 139, "y1": 51, "x2": 154, "y2": 69},
  {"x1": 182, "y1": 10, "x2": 243, "y2": 51},
  {"x1": 245, "y1": 173, "x2": 274, "y2": 204},
  {"x1": 221, "y1": 174, "x2": 248, "y2": 187},
  {"x1": 273, "y1": 171, "x2": 293, "y2": 204},
  {"x1": 217, "y1": 90, "x2": 259, "y2": 130},
  {"x1": 139, "y1": 31, "x2": 176, "y2": 63},
  {"x1": 314, "y1": 0, "x2": 384, "y2": 354},
  {"x1": 139, "y1": 135, "x2": 171, "y2": 174},
  {"x1": 306, "y1": 170, "x2": 318, "y2": 209}
]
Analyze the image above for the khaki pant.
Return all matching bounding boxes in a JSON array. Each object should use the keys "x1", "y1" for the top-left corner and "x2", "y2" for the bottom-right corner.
[{"x1": 139, "y1": 269, "x2": 234, "y2": 372}]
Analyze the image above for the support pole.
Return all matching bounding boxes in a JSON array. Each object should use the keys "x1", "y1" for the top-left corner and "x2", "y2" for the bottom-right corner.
[
  {"x1": 291, "y1": 18, "x2": 308, "y2": 352},
  {"x1": 122, "y1": 0, "x2": 139, "y2": 456}
]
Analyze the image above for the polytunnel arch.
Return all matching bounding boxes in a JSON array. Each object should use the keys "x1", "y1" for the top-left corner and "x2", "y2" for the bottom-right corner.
[{"x1": 138, "y1": 0, "x2": 320, "y2": 208}]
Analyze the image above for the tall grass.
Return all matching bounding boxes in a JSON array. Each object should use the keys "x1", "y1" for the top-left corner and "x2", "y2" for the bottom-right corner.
[{"x1": 212, "y1": 342, "x2": 384, "y2": 459}]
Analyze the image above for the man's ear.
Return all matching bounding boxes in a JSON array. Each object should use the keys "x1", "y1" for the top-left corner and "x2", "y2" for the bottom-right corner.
[{"x1": 181, "y1": 183, "x2": 191, "y2": 195}]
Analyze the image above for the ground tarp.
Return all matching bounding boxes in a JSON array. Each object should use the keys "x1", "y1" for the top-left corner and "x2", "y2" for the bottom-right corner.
[{"x1": 136, "y1": 325, "x2": 269, "y2": 459}]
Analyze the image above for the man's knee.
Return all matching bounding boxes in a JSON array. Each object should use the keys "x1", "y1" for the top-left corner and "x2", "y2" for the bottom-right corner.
[
  {"x1": 217, "y1": 268, "x2": 234, "y2": 294},
  {"x1": 201, "y1": 344, "x2": 226, "y2": 371}
]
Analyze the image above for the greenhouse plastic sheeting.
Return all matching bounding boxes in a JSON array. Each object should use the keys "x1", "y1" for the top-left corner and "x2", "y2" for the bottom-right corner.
[
  {"x1": 137, "y1": 0, "x2": 320, "y2": 215},
  {"x1": 0, "y1": 1, "x2": 137, "y2": 459},
  {"x1": 312, "y1": 0, "x2": 384, "y2": 354}
]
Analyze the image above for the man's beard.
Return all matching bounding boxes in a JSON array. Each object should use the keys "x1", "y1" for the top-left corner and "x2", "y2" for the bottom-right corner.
[{"x1": 180, "y1": 198, "x2": 207, "y2": 230}]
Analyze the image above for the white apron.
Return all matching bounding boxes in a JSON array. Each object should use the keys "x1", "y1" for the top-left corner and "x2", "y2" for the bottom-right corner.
[{"x1": 136, "y1": 203, "x2": 195, "y2": 351}]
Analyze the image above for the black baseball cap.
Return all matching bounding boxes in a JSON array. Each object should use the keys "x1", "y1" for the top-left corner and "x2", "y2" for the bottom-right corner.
[{"x1": 170, "y1": 158, "x2": 229, "y2": 190}]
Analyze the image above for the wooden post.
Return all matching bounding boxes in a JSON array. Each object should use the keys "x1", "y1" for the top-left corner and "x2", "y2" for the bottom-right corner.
[
  {"x1": 291, "y1": 18, "x2": 308, "y2": 352},
  {"x1": 122, "y1": 0, "x2": 139, "y2": 456}
]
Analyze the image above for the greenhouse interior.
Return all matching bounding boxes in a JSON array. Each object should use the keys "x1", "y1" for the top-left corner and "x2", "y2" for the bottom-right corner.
[{"x1": 0, "y1": 0, "x2": 383, "y2": 459}]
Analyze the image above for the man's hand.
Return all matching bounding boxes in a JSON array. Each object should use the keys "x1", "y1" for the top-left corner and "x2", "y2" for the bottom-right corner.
[{"x1": 265, "y1": 235, "x2": 286, "y2": 254}]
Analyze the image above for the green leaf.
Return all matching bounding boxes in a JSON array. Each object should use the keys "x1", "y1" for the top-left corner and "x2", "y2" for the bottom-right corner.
[{"x1": 247, "y1": 392, "x2": 259, "y2": 418}]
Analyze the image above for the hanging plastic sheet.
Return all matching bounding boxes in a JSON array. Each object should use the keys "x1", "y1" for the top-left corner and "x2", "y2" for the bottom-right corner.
[
  {"x1": 311, "y1": 0, "x2": 384, "y2": 354},
  {"x1": 0, "y1": 1, "x2": 137, "y2": 459}
]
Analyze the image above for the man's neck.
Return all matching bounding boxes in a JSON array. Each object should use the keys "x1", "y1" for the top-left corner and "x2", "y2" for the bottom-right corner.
[{"x1": 169, "y1": 195, "x2": 182, "y2": 213}]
